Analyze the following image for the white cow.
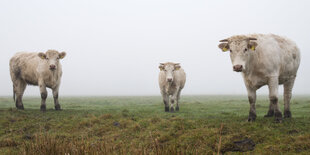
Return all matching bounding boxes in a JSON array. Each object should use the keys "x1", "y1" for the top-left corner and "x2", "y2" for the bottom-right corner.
[
  {"x1": 158, "y1": 62, "x2": 186, "y2": 112},
  {"x1": 218, "y1": 34, "x2": 300, "y2": 122},
  {"x1": 10, "y1": 50, "x2": 66, "y2": 111}
]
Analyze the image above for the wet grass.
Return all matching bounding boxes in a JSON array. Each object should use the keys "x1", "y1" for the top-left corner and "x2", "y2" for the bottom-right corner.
[{"x1": 0, "y1": 95, "x2": 310, "y2": 154}]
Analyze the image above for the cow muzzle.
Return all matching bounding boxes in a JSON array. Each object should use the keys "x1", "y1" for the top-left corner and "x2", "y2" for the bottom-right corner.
[
  {"x1": 50, "y1": 65, "x2": 56, "y2": 70},
  {"x1": 233, "y1": 65, "x2": 243, "y2": 72},
  {"x1": 167, "y1": 78, "x2": 173, "y2": 82}
]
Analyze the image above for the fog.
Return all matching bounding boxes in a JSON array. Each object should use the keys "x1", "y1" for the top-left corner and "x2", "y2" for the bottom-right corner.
[{"x1": 0, "y1": 0, "x2": 309, "y2": 96}]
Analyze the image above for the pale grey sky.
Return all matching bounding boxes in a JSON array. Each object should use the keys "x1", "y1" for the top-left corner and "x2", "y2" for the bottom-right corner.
[{"x1": 0, "y1": 0, "x2": 309, "y2": 96}]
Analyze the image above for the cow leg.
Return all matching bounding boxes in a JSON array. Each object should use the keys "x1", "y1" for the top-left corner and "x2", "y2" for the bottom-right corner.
[
  {"x1": 264, "y1": 102, "x2": 275, "y2": 117},
  {"x1": 170, "y1": 89, "x2": 180, "y2": 113},
  {"x1": 283, "y1": 77, "x2": 296, "y2": 118},
  {"x1": 39, "y1": 83, "x2": 47, "y2": 112},
  {"x1": 175, "y1": 90, "x2": 181, "y2": 111},
  {"x1": 52, "y1": 86, "x2": 61, "y2": 110},
  {"x1": 246, "y1": 87, "x2": 257, "y2": 122},
  {"x1": 268, "y1": 77, "x2": 282, "y2": 123},
  {"x1": 169, "y1": 96, "x2": 175, "y2": 113},
  {"x1": 15, "y1": 80, "x2": 26, "y2": 110},
  {"x1": 161, "y1": 92, "x2": 169, "y2": 112}
]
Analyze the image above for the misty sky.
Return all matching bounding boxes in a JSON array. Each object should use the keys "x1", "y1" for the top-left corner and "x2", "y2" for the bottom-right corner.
[{"x1": 0, "y1": 0, "x2": 309, "y2": 96}]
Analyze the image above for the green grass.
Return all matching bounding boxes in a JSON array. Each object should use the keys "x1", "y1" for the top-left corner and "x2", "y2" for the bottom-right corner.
[{"x1": 0, "y1": 95, "x2": 310, "y2": 154}]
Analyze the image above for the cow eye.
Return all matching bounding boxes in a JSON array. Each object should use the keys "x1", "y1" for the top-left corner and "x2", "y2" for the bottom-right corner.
[
  {"x1": 244, "y1": 48, "x2": 248, "y2": 52},
  {"x1": 46, "y1": 57, "x2": 49, "y2": 60},
  {"x1": 230, "y1": 50, "x2": 232, "y2": 53}
]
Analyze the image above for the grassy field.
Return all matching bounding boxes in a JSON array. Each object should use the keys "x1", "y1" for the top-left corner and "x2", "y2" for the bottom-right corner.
[{"x1": 0, "y1": 95, "x2": 310, "y2": 154}]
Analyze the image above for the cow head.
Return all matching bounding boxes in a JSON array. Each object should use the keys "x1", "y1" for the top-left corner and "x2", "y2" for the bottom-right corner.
[
  {"x1": 218, "y1": 37, "x2": 258, "y2": 72},
  {"x1": 38, "y1": 50, "x2": 66, "y2": 71},
  {"x1": 159, "y1": 62, "x2": 181, "y2": 83}
]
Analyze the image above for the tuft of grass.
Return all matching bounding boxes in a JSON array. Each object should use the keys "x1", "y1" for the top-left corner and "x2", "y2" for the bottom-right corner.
[
  {"x1": 0, "y1": 138, "x2": 18, "y2": 147},
  {"x1": 100, "y1": 113, "x2": 112, "y2": 119}
]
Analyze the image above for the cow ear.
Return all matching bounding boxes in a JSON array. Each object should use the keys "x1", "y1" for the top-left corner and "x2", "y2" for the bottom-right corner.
[
  {"x1": 174, "y1": 63, "x2": 181, "y2": 70},
  {"x1": 248, "y1": 42, "x2": 258, "y2": 51},
  {"x1": 38, "y1": 52, "x2": 46, "y2": 59},
  {"x1": 159, "y1": 63, "x2": 164, "y2": 71},
  {"x1": 59, "y1": 52, "x2": 66, "y2": 59},
  {"x1": 218, "y1": 43, "x2": 229, "y2": 52}
]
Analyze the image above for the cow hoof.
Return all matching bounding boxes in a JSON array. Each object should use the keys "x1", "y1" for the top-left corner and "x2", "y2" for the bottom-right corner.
[
  {"x1": 40, "y1": 105, "x2": 46, "y2": 112},
  {"x1": 264, "y1": 110, "x2": 274, "y2": 117},
  {"x1": 176, "y1": 106, "x2": 179, "y2": 111},
  {"x1": 16, "y1": 105, "x2": 24, "y2": 110},
  {"x1": 248, "y1": 112, "x2": 256, "y2": 122},
  {"x1": 284, "y1": 110, "x2": 292, "y2": 118},
  {"x1": 274, "y1": 112, "x2": 283, "y2": 123},
  {"x1": 247, "y1": 117, "x2": 256, "y2": 122},
  {"x1": 55, "y1": 104, "x2": 61, "y2": 111},
  {"x1": 170, "y1": 107, "x2": 175, "y2": 113},
  {"x1": 165, "y1": 107, "x2": 169, "y2": 112},
  {"x1": 274, "y1": 117, "x2": 283, "y2": 123}
]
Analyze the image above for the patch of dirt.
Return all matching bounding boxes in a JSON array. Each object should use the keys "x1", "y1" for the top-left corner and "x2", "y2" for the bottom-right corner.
[
  {"x1": 23, "y1": 134, "x2": 34, "y2": 140},
  {"x1": 113, "y1": 122, "x2": 120, "y2": 127},
  {"x1": 288, "y1": 129, "x2": 299, "y2": 135},
  {"x1": 232, "y1": 138, "x2": 255, "y2": 152},
  {"x1": 222, "y1": 138, "x2": 255, "y2": 153}
]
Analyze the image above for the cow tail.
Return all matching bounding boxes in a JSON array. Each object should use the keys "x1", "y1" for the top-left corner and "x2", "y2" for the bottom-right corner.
[{"x1": 13, "y1": 85, "x2": 15, "y2": 102}]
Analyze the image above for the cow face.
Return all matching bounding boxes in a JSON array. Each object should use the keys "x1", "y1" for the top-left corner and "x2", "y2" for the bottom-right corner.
[
  {"x1": 159, "y1": 63, "x2": 181, "y2": 83},
  {"x1": 38, "y1": 50, "x2": 66, "y2": 71},
  {"x1": 218, "y1": 38, "x2": 257, "y2": 72}
]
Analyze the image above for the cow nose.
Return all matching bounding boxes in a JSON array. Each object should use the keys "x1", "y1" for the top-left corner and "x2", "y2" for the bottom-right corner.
[
  {"x1": 167, "y1": 78, "x2": 172, "y2": 82},
  {"x1": 50, "y1": 65, "x2": 56, "y2": 70},
  {"x1": 233, "y1": 65, "x2": 243, "y2": 72}
]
